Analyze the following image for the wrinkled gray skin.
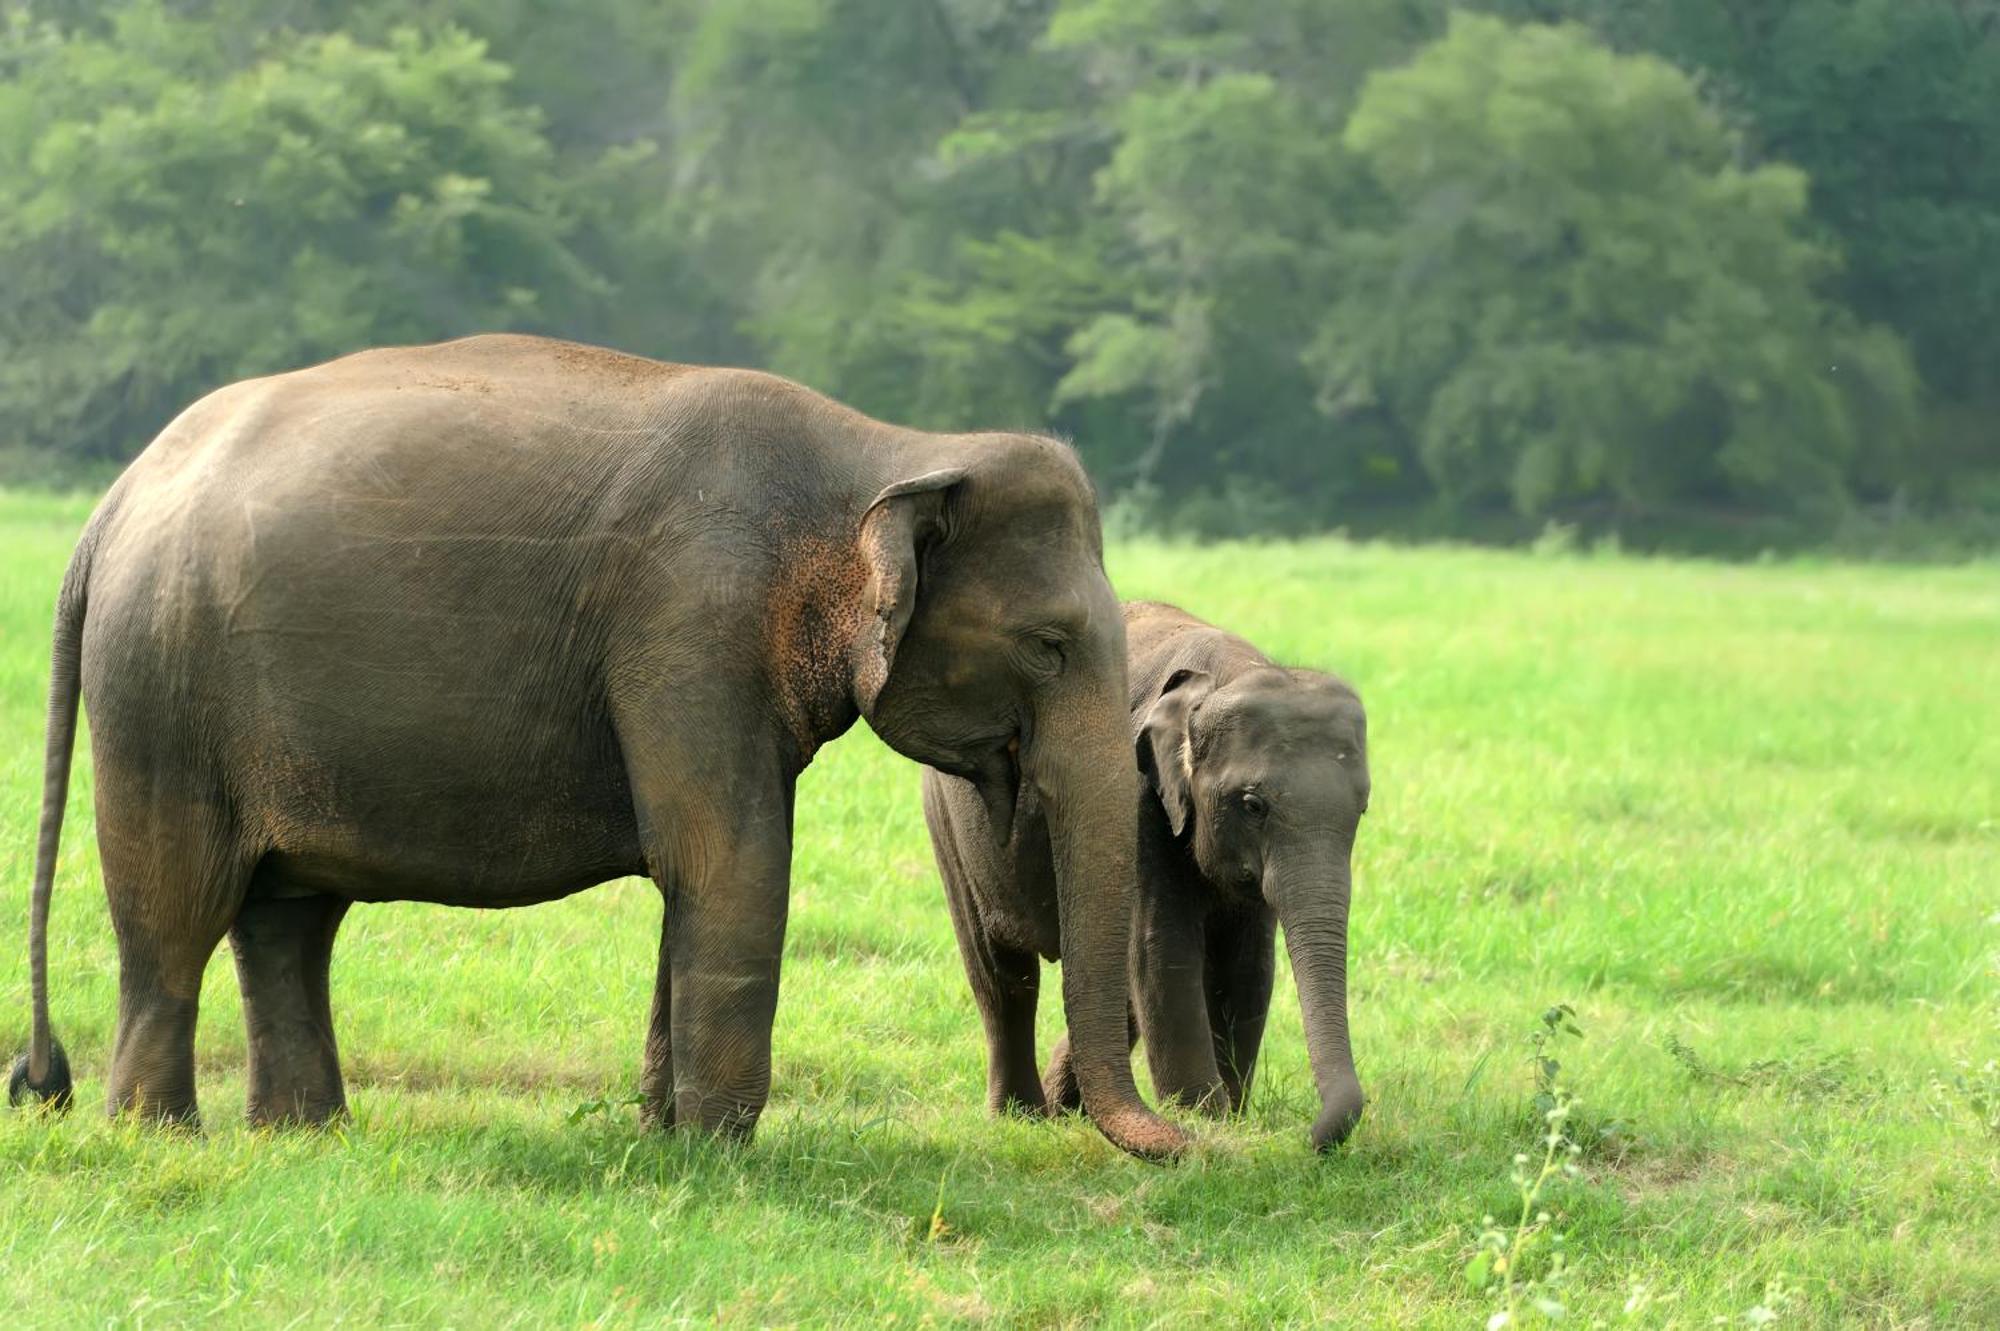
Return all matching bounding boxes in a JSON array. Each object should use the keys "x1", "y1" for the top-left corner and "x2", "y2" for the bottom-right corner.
[
  {"x1": 7, "y1": 335, "x2": 1188, "y2": 1161},
  {"x1": 925, "y1": 601, "x2": 1368, "y2": 1151}
]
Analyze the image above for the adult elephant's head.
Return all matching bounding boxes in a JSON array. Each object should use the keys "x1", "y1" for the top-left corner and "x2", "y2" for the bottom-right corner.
[
  {"x1": 1140, "y1": 667, "x2": 1369, "y2": 1151},
  {"x1": 849, "y1": 433, "x2": 1187, "y2": 1161}
]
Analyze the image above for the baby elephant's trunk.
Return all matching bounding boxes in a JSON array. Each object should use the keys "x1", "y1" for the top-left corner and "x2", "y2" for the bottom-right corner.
[{"x1": 1272, "y1": 849, "x2": 1363, "y2": 1151}]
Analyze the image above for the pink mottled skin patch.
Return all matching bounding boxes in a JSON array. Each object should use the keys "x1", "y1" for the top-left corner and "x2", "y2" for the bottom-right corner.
[{"x1": 763, "y1": 531, "x2": 867, "y2": 757}]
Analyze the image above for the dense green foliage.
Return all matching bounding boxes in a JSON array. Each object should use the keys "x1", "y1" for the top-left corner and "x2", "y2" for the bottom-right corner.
[
  {"x1": 2, "y1": 1, "x2": 1996, "y2": 533},
  {"x1": 1321, "y1": 15, "x2": 1916, "y2": 516},
  {"x1": 3, "y1": 492, "x2": 1997, "y2": 1323}
]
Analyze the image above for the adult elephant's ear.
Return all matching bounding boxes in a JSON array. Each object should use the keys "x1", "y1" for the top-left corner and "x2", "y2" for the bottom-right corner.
[
  {"x1": 852, "y1": 467, "x2": 969, "y2": 715},
  {"x1": 1138, "y1": 668, "x2": 1213, "y2": 837}
]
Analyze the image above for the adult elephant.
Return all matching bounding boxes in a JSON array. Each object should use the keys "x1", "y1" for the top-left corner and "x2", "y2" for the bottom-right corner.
[{"x1": 7, "y1": 334, "x2": 1187, "y2": 1161}]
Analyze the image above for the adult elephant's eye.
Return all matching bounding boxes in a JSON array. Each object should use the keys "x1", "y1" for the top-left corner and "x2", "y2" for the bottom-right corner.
[
  {"x1": 1021, "y1": 632, "x2": 1066, "y2": 679},
  {"x1": 1240, "y1": 790, "x2": 1269, "y2": 819}
]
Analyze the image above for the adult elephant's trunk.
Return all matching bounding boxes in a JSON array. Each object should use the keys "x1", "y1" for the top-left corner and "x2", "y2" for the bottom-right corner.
[
  {"x1": 1271, "y1": 846, "x2": 1365, "y2": 1151},
  {"x1": 1031, "y1": 677, "x2": 1189, "y2": 1161}
]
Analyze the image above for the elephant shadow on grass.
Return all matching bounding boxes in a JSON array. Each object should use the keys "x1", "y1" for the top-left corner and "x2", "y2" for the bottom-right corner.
[{"x1": 399, "y1": 1094, "x2": 1440, "y2": 1251}]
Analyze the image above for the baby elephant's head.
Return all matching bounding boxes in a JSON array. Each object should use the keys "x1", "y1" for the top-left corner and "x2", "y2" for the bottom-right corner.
[{"x1": 1138, "y1": 665, "x2": 1369, "y2": 1151}]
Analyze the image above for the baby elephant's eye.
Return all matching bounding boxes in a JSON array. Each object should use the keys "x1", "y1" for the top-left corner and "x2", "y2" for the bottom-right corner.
[{"x1": 1240, "y1": 790, "x2": 1269, "y2": 818}]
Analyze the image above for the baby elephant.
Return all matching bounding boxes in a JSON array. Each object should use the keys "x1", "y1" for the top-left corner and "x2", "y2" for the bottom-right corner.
[{"x1": 923, "y1": 600, "x2": 1368, "y2": 1151}]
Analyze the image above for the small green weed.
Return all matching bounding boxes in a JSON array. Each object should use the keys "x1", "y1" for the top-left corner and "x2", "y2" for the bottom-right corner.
[
  {"x1": 1529, "y1": 1004, "x2": 1635, "y2": 1159},
  {"x1": 1528, "y1": 1004, "x2": 1579, "y2": 1117},
  {"x1": 1928, "y1": 1057, "x2": 2000, "y2": 1136},
  {"x1": 1663, "y1": 1032, "x2": 1864, "y2": 1103},
  {"x1": 1466, "y1": 1090, "x2": 1581, "y2": 1328},
  {"x1": 565, "y1": 1093, "x2": 646, "y2": 1124}
]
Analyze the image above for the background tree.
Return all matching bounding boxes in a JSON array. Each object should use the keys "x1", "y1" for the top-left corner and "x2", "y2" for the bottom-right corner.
[
  {"x1": 1491, "y1": 0, "x2": 2000, "y2": 505},
  {"x1": 0, "y1": 0, "x2": 1988, "y2": 546},
  {"x1": 0, "y1": 5, "x2": 600, "y2": 458},
  {"x1": 1312, "y1": 14, "x2": 1917, "y2": 516}
]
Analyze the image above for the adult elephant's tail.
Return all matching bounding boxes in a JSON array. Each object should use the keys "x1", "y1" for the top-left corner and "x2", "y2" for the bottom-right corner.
[{"x1": 8, "y1": 529, "x2": 96, "y2": 1112}]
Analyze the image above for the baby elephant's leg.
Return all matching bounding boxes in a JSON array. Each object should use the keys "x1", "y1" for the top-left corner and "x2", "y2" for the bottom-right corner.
[
  {"x1": 973, "y1": 941, "x2": 1049, "y2": 1115},
  {"x1": 1205, "y1": 908, "x2": 1277, "y2": 1113},
  {"x1": 1134, "y1": 885, "x2": 1229, "y2": 1114},
  {"x1": 931, "y1": 778, "x2": 1049, "y2": 1116}
]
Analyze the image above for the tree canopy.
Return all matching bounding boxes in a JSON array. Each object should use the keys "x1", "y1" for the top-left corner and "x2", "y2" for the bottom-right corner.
[
  {"x1": 1, "y1": 0, "x2": 1993, "y2": 535},
  {"x1": 1318, "y1": 14, "x2": 1916, "y2": 515}
]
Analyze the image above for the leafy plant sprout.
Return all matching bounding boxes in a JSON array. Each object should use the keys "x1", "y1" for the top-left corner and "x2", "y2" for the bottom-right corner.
[
  {"x1": 1468, "y1": 1091, "x2": 1581, "y2": 1328},
  {"x1": 1466, "y1": 1006, "x2": 1587, "y2": 1328}
]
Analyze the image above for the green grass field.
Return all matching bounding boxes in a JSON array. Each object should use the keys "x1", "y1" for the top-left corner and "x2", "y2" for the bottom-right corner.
[{"x1": 1, "y1": 487, "x2": 1995, "y2": 1327}]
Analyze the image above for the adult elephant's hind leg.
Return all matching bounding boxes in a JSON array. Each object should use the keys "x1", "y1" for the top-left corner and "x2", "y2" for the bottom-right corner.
[
  {"x1": 99, "y1": 791, "x2": 253, "y2": 1127},
  {"x1": 230, "y1": 890, "x2": 350, "y2": 1126}
]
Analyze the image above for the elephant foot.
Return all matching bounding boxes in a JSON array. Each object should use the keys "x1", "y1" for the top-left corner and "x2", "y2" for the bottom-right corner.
[
  {"x1": 7, "y1": 1039, "x2": 75, "y2": 1112},
  {"x1": 1162, "y1": 1081, "x2": 1233, "y2": 1119},
  {"x1": 242, "y1": 1031, "x2": 346, "y2": 1130},
  {"x1": 670, "y1": 1084, "x2": 765, "y2": 1143},
  {"x1": 111, "y1": 1095, "x2": 203, "y2": 1132},
  {"x1": 246, "y1": 1091, "x2": 348, "y2": 1130},
  {"x1": 992, "y1": 1087, "x2": 1054, "y2": 1119}
]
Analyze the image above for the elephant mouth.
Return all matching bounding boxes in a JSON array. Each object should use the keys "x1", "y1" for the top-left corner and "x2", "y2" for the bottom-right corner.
[
  {"x1": 926, "y1": 730, "x2": 1022, "y2": 845},
  {"x1": 974, "y1": 735, "x2": 1022, "y2": 844}
]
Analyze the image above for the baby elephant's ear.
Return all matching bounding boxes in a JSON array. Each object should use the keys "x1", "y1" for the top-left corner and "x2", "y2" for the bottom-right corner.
[{"x1": 1137, "y1": 668, "x2": 1214, "y2": 837}]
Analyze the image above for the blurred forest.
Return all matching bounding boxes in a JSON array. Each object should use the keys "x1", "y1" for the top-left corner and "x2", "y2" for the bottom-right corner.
[{"x1": 2, "y1": 0, "x2": 1996, "y2": 546}]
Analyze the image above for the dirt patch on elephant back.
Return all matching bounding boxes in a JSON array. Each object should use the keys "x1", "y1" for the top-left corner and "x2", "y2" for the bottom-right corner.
[
  {"x1": 411, "y1": 375, "x2": 497, "y2": 395},
  {"x1": 765, "y1": 531, "x2": 867, "y2": 754},
  {"x1": 551, "y1": 341, "x2": 691, "y2": 388}
]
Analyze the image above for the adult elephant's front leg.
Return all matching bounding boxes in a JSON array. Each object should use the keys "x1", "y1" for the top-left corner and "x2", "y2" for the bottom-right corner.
[{"x1": 654, "y1": 783, "x2": 795, "y2": 1141}]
